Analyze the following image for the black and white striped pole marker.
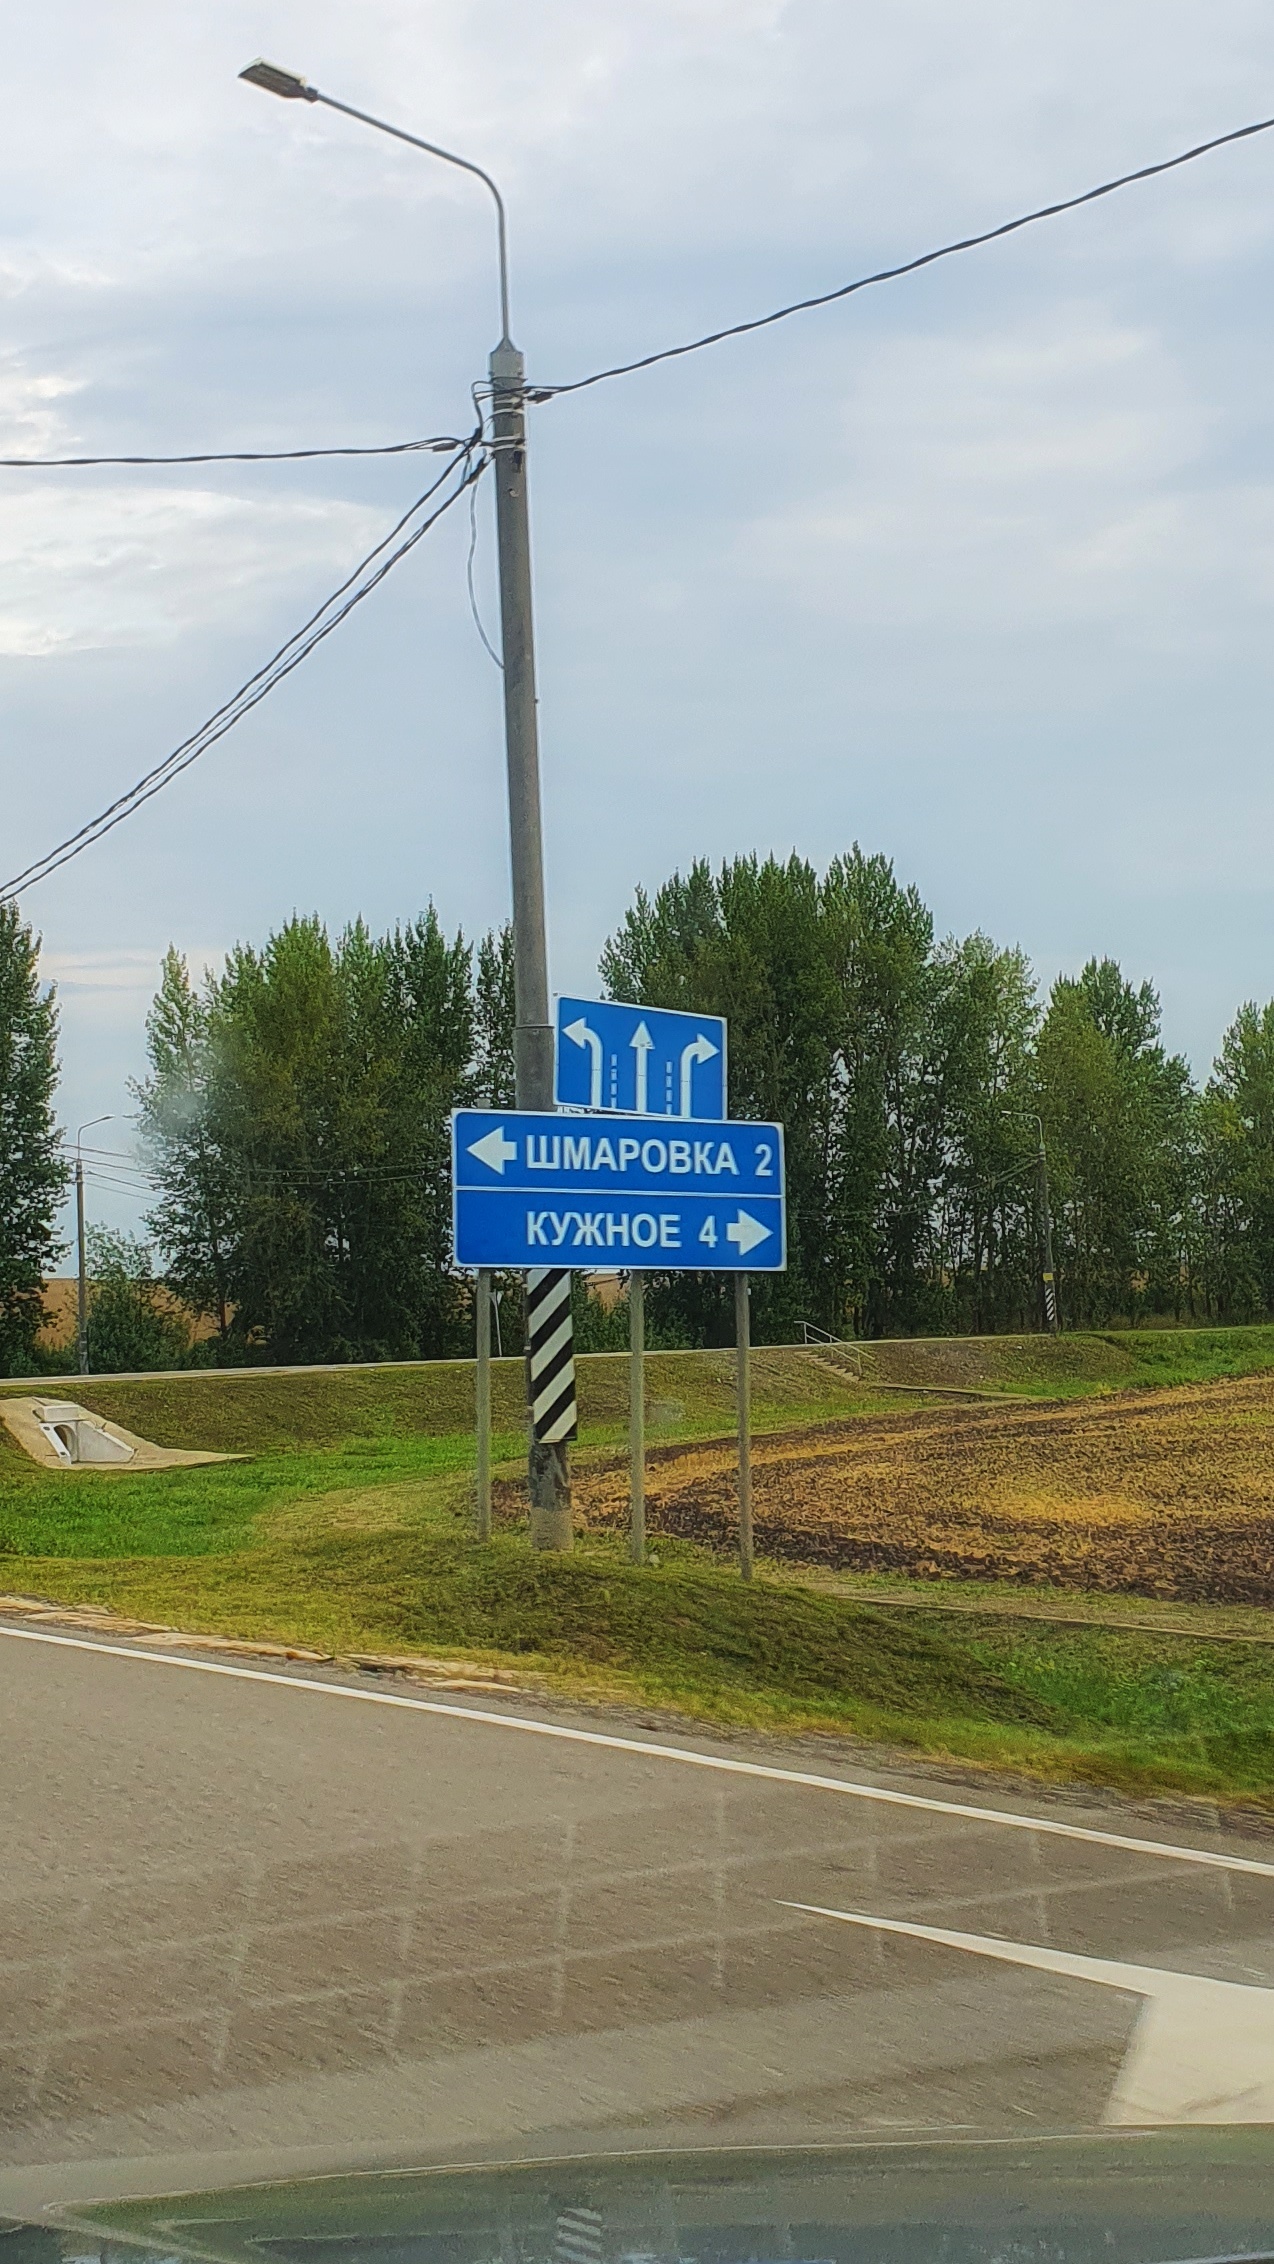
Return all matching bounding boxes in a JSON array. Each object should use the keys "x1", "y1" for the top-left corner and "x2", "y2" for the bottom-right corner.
[
  {"x1": 526, "y1": 1266, "x2": 578, "y2": 1444},
  {"x1": 554, "y1": 2205, "x2": 603, "y2": 2264}
]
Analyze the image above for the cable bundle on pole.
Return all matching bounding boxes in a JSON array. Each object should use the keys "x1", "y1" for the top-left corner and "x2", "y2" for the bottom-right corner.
[{"x1": 1, "y1": 443, "x2": 485, "y2": 898}]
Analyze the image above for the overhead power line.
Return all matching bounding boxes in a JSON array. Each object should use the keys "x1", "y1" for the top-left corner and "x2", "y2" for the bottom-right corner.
[
  {"x1": 2, "y1": 444, "x2": 485, "y2": 897},
  {"x1": 533, "y1": 111, "x2": 1274, "y2": 400},
  {"x1": 0, "y1": 435, "x2": 468, "y2": 468}
]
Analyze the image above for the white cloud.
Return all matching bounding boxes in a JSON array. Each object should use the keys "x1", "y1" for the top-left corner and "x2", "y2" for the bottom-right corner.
[
  {"x1": 738, "y1": 301, "x2": 1274, "y2": 655},
  {"x1": 41, "y1": 948, "x2": 161, "y2": 992},
  {"x1": 0, "y1": 483, "x2": 387, "y2": 656},
  {"x1": 3, "y1": 0, "x2": 1274, "y2": 1100}
]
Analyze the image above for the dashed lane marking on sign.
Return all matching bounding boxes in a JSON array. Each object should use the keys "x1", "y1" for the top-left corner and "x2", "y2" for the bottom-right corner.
[{"x1": 3, "y1": 1621, "x2": 1274, "y2": 1879}]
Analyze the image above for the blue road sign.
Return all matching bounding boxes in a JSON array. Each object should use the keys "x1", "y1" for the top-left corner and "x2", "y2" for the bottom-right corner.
[
  {"x1": 555, "y1": 996, "x2": 727, "y2": 1118},
  {"x1": 452, "y1": 1107, "x2": 785, "y2": 1272}
]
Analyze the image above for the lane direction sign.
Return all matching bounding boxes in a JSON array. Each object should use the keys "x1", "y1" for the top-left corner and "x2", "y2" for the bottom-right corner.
[
  {"x1": 555, "y1": 997, "x2": 727, "y2": 1119},
  {"x1": 452, "y1": 1107, "x2": 785, "y2": 1272}
]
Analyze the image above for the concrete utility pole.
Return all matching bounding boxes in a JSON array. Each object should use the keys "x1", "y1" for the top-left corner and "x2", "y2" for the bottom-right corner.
[
  {"x1": 489, "y1": 332, "x2": 571, "y2": 1541},
  {"x1": 240, "y1": 60, "x2": 574, "y2": 1547},
  {"x1": 74, "y1": 1115, "x2": 113, "y2": 1374}
]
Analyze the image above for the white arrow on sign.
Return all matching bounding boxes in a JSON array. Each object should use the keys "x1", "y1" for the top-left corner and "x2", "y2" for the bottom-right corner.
[
  {"x1": 631, "y1": 1020, "x2": 653, "y2": 1114},
  {"x1": 468, "y1": 1124, "x2": 519, "y2": 1175},
  {"x1": 679, "y1": 1032, "x2": 719, "y2": 1118},
  {"x1": 726, "y1": 1209, "x2": 771, "y2": 1256},
  {"x1": 563, "y1": 1016, "x2": 603, "y2": 1108}
]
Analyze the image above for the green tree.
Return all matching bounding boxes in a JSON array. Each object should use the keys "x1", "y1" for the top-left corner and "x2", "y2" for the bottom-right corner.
[
  {"x1": 474, "y1": 923, "x2": 516, "y2": 1106},
  {"x1": 600, "y1": 849, "x2": 960, "y2": 1343},
  {"x1": 85, "y1": 1226, "x2": 193, "y2": 1374},
  {"x1": 0, "y1": 903, "x2": 67, "y2": 1373},
  {"x1": 139, "y1": 910, "x2": 477, "y2": 1364},
  {"x1": 133, "y1": 949, "x2": 234, "y2": 1342},
  {"x1": 916, "y1": 935, "x2": 1042, "y2": 1335},
  {"x1": 1034, "y1": 959, "x2": 1194, "y2": 1324},
  {"x1": 1195, "y1": 1001, "x2": 1274, "y2": 1318}
]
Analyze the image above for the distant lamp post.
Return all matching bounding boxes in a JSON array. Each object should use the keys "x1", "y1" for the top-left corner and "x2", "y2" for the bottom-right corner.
[{"x1": 75, "y1": 1116, "x2": 113, "y2": 1374}]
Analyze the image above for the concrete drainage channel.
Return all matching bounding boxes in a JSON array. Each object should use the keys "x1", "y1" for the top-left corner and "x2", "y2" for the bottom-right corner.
[
  {"x1": 31, "y1": 1399, "x2": 135, "y2": 1465},
  {"x1": 0, "y1": 1395, "x2": 237, "y2": 1471}
]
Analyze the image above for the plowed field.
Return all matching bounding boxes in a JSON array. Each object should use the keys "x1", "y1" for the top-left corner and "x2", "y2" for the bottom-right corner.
[{"x1": 563, "y1": 1374, "x2": 1274, "y2": 1604}]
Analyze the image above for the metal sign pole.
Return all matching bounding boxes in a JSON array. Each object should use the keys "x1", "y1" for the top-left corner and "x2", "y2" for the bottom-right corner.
[
  {"x1": 629, "y1": 1272, "x2": 645, "y2": 1565},
  {"x1": 476, "y1": 1268, "x2": 492, "y2": 1540},
  {"x1": 735, "y1": 1271, "x2": 753, "y2": 1581}
]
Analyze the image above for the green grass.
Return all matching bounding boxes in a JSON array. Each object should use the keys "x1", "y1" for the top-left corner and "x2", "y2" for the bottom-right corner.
[
  {"x1": 5, "y1": 1328, "x2": 1274, "y2": 1810},
  {"x1": 0, "y1": 1428, "x2": 520, "y2": 1559},
  {"x1": 3, "y1": 1345, "x2": 863, "y2": 1453},
  {"x1": 1101, "y1": 1322, "x2": 1274, "y2": 1390}
]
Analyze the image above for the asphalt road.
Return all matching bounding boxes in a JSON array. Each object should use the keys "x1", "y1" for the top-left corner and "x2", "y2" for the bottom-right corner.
[{"x1": 3, "y1": 1617, "x2": 1274, "y2": 2211}]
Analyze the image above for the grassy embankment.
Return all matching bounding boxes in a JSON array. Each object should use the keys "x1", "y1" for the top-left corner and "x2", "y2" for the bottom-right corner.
[{"x1": 3, "y1": 1326, "x2": 1274, "y2": 1809}]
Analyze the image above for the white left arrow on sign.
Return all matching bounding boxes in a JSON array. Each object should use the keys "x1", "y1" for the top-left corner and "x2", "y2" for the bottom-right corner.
[
  {"x1": 563, "y1": 1016, "x2": 603, "y2": 1108},
  {"x1": 468, "y1": 1125, "x2": 519, "y2": 1175},
  {"x1": 726, "y1": 1209, "x2": 770, "y2": 1256}
]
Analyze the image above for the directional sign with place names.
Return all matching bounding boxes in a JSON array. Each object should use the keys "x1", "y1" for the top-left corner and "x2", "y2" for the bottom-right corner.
[
  {"x1": 452, "y1": 1107, "x2": 785, "y2": 1272},
  {"x1": 555, "y1": 997, "x2": 727, "y2": 1119}
]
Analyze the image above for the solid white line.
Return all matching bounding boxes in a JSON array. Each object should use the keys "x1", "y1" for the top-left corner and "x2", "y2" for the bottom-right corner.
[{"x1": 3, "y1": 1621, "x2": 1273, "y2": 1879}]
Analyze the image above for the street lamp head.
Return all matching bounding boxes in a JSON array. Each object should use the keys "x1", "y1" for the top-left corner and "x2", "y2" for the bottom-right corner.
[{"x1": 239, "y1": 58, "x2": 317, "y2": 102}]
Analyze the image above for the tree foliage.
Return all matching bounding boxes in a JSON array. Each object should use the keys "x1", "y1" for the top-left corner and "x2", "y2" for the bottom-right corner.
[
  {"x1": 85, "y1": 1226, "x2": 193, "y2": 1374},
  {"x1": 136, "y1": 912, "x2": 510, "y2": 1365},
  {"x1": 0, "y1": 904, "x2": 66, "y2": 1373},
  {"x1": 601, "y1": 854, "x2": 1267, "y2": 1342},
  {"x1": 115, "y1": 858, "x2": 1274, "y2": 1362}
]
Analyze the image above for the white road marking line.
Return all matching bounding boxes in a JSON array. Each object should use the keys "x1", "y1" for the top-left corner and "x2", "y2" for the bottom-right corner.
[
  {"x1": 784, "y1": 1900, "x2": 1274, "y2": 2124},
  {"x1": 3, "y1": 1620, "x2": 1273, "y2": 1878}
]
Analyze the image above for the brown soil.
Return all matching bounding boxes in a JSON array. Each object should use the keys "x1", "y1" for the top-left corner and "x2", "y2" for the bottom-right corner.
[{"x1": 550, "y1": 1375, "x2": 1274, "y2": 1605}]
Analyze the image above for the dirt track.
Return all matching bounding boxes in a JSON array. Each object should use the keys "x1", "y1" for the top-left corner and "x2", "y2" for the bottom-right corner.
[{"x1": 568, "y1": 1375, "x2": 1274, "y2": 1603}]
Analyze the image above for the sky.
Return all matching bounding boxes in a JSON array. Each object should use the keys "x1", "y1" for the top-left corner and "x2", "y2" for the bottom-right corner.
[{"x1": 2, "y1": 0, "x2": 1273, "y2": 1243}]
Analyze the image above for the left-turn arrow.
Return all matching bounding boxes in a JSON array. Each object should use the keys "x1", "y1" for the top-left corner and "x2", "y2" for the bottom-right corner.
[{"x1": 468, "y1": 1125, "x2": 519, "y2": 1175}]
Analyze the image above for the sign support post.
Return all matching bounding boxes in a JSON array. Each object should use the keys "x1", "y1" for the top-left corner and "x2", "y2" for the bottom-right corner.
[
  {"x1": 629, "y1": 1272, "x2": 645, "y2": 1565},
  {"x1": 735, "y1": 1271, "x2": 753, "y2": 1581},
  {"x1": 475, "y1": 1268, "x2": 492, "y2": 1540}
]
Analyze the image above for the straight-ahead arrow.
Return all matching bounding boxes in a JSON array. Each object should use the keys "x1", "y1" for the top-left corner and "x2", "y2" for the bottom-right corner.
[{"x1": 631, "y1": 1020, "x2": 653, "y2": 1114}]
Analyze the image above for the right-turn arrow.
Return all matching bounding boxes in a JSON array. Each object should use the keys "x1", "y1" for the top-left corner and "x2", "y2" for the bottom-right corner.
[{"x1": 726, "y1": 1209, "x2": 770, "y2": 1256}]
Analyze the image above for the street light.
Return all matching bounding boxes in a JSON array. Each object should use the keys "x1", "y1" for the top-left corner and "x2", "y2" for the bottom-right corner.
[
  {"x1": 240, "y1": 61, "x2": 571, "y2": 1547},
  {"x1": 238, "y1": 61, "x2": 511, "y2": 342},
  {"x1": 74, "y1": 1115, "x2": 113, "y2": 1374}
]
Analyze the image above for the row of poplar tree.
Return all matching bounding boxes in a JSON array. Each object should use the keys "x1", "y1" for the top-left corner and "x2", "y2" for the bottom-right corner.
[{"x1": 4, "y1": 848, "x2": 1274, "y2": 1371}]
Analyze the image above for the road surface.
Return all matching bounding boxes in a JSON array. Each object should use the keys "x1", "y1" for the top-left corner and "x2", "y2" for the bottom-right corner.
[{"x1": 2, "y1": 1615, "x2": 1274, "y2": 2211}]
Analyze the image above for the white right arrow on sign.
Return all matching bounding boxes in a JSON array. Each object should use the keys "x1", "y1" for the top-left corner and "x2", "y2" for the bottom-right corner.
[
  {"x1": 726, "y1": 1209, "x2": 770, "y2": 1256},
  {"x1": 679, "y1": 1032, "x2": 719, "y2": 1117}
]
